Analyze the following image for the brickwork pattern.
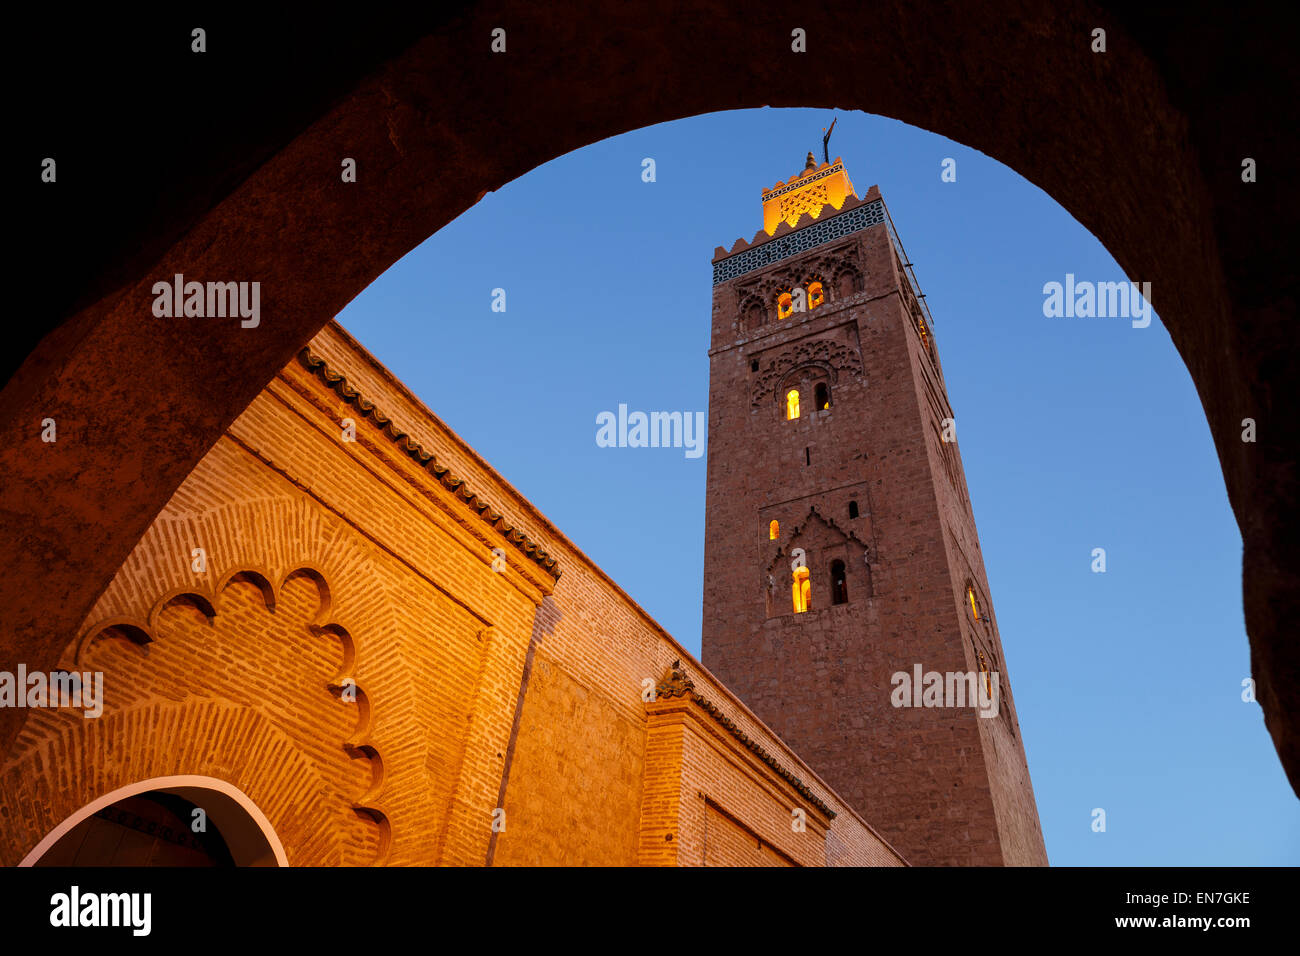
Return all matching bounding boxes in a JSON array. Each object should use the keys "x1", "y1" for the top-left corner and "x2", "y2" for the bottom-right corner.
[{"x1": 3, "y1": 323, "x2": 904, "y2": 868}]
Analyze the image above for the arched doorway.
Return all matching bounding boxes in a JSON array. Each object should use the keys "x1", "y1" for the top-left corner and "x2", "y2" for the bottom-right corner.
[{"x1": 20, "y1": 776, "x2": 286, "y2": 868}]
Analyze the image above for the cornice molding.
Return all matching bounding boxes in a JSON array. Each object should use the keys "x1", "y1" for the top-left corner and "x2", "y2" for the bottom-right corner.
[
  {"x1": 297, "y1": 348, "x2": 561, "y2": 581},
  {"x1": 653, "y1": 660, "x2": 837, "y2": 820}
]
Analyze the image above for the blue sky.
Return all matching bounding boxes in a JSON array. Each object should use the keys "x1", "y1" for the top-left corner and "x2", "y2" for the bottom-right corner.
[{"x1": 337, "y1": 108, "x2": 1298, "y2": 866}]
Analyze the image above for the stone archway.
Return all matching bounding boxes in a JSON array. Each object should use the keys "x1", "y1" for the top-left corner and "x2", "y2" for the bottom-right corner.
[
  {"x1": 4, "y1": 4, "x2": 1296, "y2": 792},
  {"x1": 0, "y1": 698, "x2": 354, "y2": 867},
  {"x1": 20, "y1": 775, "x2": 287, "y2": 867}
]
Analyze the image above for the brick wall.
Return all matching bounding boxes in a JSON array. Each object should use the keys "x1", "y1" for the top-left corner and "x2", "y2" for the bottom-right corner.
[
  {"x1": 0, "y1": 322, "x2": 903, "y2": 868},
  {"x1": 702, "y1": 190, "x2": 1047, "y2": 865}
]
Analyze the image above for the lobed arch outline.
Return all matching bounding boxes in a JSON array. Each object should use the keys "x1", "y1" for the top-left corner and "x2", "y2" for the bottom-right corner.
[{"x1": 65, "y1": 562, "x2": 392, "y2": 865}]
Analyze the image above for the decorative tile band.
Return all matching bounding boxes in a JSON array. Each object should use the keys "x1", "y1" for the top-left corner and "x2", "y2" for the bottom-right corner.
[
  {"x1": 713, "y1": 199, "x2": 885, "y2": 285},
  {"x1": 762, "y1": 163, "x2": 845, "y2": 201}
]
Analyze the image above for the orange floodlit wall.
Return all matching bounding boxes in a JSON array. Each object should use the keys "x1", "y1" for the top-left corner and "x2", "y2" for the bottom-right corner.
[
  {"x1": 761, "y1": 155, "x2": 857, "y2": 235},
  {"x1": 0, "y1": 322, "x2": 905, "y2": 869}
]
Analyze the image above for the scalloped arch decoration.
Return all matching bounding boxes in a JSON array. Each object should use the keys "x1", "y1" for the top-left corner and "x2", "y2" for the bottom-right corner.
[
  {"x1": 751, "y1": 339, "x2": 864, "y2": 407},
  {"x1": 68, "y1": 562, "x2": 391, "y2": 865}
]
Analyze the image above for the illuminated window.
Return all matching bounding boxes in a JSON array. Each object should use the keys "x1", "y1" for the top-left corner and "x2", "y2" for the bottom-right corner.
[
  {"x1": 848, "y1": 500, "x2": 859, "y2": 519},
  {"x1": 967, "y1": 585, "x2": 982, "y2": 621},
  {"x1": 777, "y1": 292, "x2": 794, "y2": 320},
  {"x1": 769, "y1": 519, "x2": 779, "y2": 540},
  {"x1": 814, "y1": 382, "x2": 830, "y2": 411},
  {"x1": 792, "y1": 566, "x2": 811, "y2": 613},
  {"x1": 786, "y1": 389, "x2": 800, "y2": 420},
  {"x1": 976, "y1": 649, "x2": 993, "y2": 699},
  {"x1": 917, "y1": 313, "x2": 936, "y2": 360},
  {"x1": 830, "y1": 560, "x2": 848, "y2": 605},
  {"x1": 807, "y1": 281, "x2": 825, "y2": 309}
]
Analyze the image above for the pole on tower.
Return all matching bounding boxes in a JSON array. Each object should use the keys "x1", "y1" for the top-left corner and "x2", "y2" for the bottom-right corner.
[{"x1": 822, "y1": 116, "x2": 837, "y2": 164}]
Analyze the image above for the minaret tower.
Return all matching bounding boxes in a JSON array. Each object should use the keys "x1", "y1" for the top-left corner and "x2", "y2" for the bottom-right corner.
[{"x1": 701, "y1": 152, "x2": 1047, "y2": 865}]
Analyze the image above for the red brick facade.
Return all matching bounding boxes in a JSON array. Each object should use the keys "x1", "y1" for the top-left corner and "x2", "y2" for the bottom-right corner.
[
  {"x1": 1, "y1": 323, "x2": 904, "y2": 868},
  {"x1": 702, "y1": 171, "x2": 1048, "y2": 865}
]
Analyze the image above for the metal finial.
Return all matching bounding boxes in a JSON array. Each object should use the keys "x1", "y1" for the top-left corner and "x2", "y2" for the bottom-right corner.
[{"x1": 822, "y1": 116, "x2": 837, "y2": 164}]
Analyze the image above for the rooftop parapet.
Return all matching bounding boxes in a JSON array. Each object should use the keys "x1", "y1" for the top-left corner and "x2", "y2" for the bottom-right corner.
[{"x1": 713, "y1": 184, "x2": 882, "y2": 263}]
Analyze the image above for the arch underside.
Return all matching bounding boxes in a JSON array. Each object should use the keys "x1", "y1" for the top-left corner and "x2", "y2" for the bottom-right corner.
[{"x1": 4, "y1": 3, "x2": 1296, "y2": 796}]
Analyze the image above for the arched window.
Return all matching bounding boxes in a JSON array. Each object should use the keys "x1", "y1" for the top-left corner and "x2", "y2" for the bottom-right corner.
[
  {"x1": 976, "y1": 648, "x2": 993, "y2": 699},
  {"x1": 786, "y1": 389, "x2": 800, "y2": 420},
  {"x1": 777, "y1": 292, "x2": 794, "y2": 320},
  {"x1": 807, "y1": 281, "x2": 825, "y2": 309},
  {"x1": 837, "y1": 270, "x2": 860, "y2": 298},
  {"x1": 848, "y1": 500, "x2": 859, "y2": 519},
  {"x1": 830, "y1": 560, "x2": 848, "y2": 605},
  {"x1": 792, "y1": 566, "x2": 811, "y2": 613},
  {"x1": 769, "y1": 519, "x2": 779, "y2": 540},
  {"x1": 967, "y1": 584, "x2": 982, "y2": 621},
  {"x1": 745, "y1": 301, "x2": 765, "y2": 331},
  {"x1": 917, "y1": 313, "x2": 935, "y2": 359},
  {"x1": 814, "y1": 382, "x2": 830, "y2": 411}
]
